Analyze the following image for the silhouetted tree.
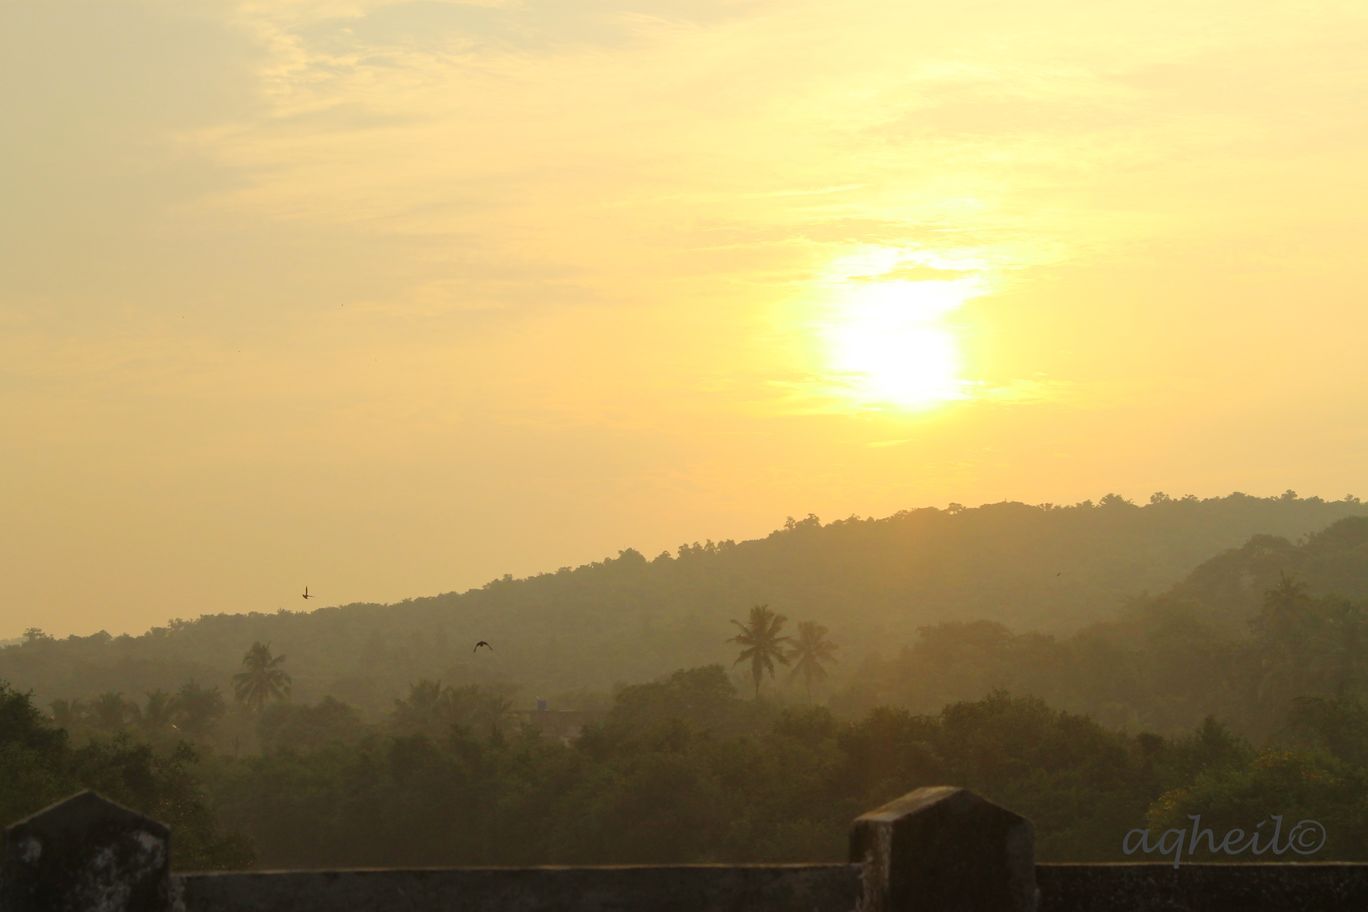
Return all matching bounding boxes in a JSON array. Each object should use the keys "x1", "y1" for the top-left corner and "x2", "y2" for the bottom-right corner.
[
  {"x1": 174, "y1": 681, "x2": 226, "y2": 737},
  {"x1": 393, "y1": 679, "x2": 449, "y2": 735},
  {"x1": 258, "y1": 696, "x2": 366, "y2": 753},
  {"x1": 139, "y1": 689, "x2": 180, "y2": 739},
  {"x1": 233, "y1": 642, "x2": 292, "y2": 712},
  {"x1": 89, "y1": 691, "x2": 137, "y2": 733},
  {"x1": 787, "y1": 621, "x2": 839, "y2": 701},
  {"x1": 729, "y1": 604, "x2": 790, "y2": 699},
  {"x1": 2, "y1": 682, "x2": 253, "y2": 869}
]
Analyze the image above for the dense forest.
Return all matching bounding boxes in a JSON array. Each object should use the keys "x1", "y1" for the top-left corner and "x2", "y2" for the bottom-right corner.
[
  {"x1": 6, "y1": 491, "x2": 1368, "y2": 869},
  {"x1": 2, "y1": 492, "x2": 1364, "y2": 716},
  {"x1": 6, "y1": 664, "x2": 1368, "y2": 869}
]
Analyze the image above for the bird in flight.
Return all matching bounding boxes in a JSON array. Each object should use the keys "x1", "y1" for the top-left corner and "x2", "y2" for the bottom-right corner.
[
  {"x1": 302, "y1": 586, "x2": 313, "y2": 600},
  {"x1": 474, "y1": 641, "x2": 492, "y2": 652}
]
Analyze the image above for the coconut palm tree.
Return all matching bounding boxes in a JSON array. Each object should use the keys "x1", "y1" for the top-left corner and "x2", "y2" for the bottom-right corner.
[
  {"x1": 728, "y1": 604, "x2": 791, "y2": 699},
  {"x1": 787, "y1": 621, "x2": 839, "y2": 701},
  {"x1": 233, "y1": 641, "x2": 292, "y2": 712},
  {"x1": 393, "y1": 678, "x2": 450, "y2": 735},
  {"x1": 89, "y1": 691, "x2": 138, "y2": 733},
  {"x1": 139, "y1": 689, "x2": 180, "y2": 738},
  {"x1": 174, "y1": 680, "x2": 226, "y2": 737}
]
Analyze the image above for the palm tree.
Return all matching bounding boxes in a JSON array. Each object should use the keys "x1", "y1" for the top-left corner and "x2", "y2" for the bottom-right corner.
[
  {"x1": 139, "y1": 689, "x2": 180, "y2": 738},
  {"x1": 89, "y1": 691, "x2": 137, "y2": 733},
  {"x1": 174, "y1": 680, "x2": 227, "y2": 737},
  {"x1": 393, "y1": 678, "x2": 450, "y2": 734},
  {"x1": 728, "y1": 604, "x2": 791, "y2": 699},
  {"x1": 1258, "y1": 572, "x2": 1311, "y2": 641},
  {"x1": 787, "y1": 621, "x2": 839, "y2": 701},
  {"x1": 233, "y1": 641, "x2": 292, "y2": 712}
]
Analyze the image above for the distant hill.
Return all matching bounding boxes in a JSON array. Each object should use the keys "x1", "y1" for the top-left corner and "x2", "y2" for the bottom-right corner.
[
  {"x1": 842, "y1": 512, "x2": 1368, "y2": 738},
  {"x1": 2, "y1": 492, "x2": 1364, "y2": 715},
  {"x1": 1091, "y1": 511, "x2": 1368, "y2": 645}
]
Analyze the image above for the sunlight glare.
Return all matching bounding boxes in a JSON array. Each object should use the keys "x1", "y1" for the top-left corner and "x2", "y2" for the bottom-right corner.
[{"x1": 822, "y1": 270, "x2": 982, "y2": 411}]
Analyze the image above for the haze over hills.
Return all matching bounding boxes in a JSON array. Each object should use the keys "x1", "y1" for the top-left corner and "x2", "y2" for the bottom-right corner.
[
  {"x1": 2, "y1": 491, "x2": 1365, "y2": 716},
  {"x1": 843, "y1": 511, "x2": 1368, "y2": 736},
  {"x1": 7, "y1": 0, "x2": 1368, "y2": 878}
]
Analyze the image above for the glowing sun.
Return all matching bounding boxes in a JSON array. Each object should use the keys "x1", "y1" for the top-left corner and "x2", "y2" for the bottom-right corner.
[{"x1": 824, "y1": 277, "x2": 976, "y2": 410}]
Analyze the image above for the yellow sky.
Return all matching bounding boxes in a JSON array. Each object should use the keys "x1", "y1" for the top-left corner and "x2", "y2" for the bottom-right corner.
[{"x1": 2, "y1": 0, "x2": 1366, "y2": 638}]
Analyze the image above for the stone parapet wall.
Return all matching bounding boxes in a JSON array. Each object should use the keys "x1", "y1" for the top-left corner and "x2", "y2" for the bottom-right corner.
[
  {"x1": 1037, "y1": 862, "x2": 1368, "y2": 912},
  {"x1": 176, "y1": 863, "x2": 863, "y2": 912},
  {"x1": 8, "y1": 786, "x2": 1366, "y2": 911}
]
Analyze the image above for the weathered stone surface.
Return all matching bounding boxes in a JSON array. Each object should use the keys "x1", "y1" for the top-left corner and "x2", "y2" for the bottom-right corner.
[
  {"x1": 1037, "y1": 862, "x2": 1368, "y2": 912},
  {"x1": 175, "y1": 862, "x2": 863, "y2": 912},
  {"x1": 850, "y1": 786, "x2": 1037, "y2": 912},
  {"x1": 1, "y1": 790, "x2": 170, "y2": 912}
]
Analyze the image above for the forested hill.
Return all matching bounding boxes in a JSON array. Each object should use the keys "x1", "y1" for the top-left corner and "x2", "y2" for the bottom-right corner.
[
  {"x1": 3, "y1": 492, "x2": 1365, "y2": 714},
  {"x1": 842, "y1": 513, "x2": 1368, "y2": 739}
]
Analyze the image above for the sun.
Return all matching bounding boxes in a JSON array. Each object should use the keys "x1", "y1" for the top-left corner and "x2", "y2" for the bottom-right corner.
[{"x1": 822, "y1": 275, "x2": 978, "y2": 411}]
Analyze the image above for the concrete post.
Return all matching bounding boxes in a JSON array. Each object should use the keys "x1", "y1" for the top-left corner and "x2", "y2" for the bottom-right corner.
[
  {"x1": 851, "y1": 786, "x2": 1037, "y2": 912},
  {"x1": 1, "y1": 791, "x2": 171, "y2": 912}
]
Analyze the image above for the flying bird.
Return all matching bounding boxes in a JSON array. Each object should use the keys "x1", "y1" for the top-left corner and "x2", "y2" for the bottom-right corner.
[
  {"x1": 302, "y1": 586, "x2": 313, "y2": 600},
  {"x1": 474, "y1": 641, "x2": 492, "y2": 652}
]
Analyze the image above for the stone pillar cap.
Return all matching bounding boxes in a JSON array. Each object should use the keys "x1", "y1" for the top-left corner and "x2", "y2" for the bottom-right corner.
[{"x1": 6, "y1": 791, "x2": 170, "y2": 843}]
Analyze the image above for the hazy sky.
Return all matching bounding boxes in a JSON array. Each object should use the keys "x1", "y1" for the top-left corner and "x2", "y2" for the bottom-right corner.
[{"x1": 3, "y1": 0, "x2": 1365, "y2": 638}]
